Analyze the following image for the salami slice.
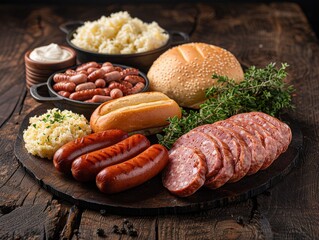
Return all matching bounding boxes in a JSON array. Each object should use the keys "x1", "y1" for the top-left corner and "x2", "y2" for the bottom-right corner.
[
  {"x1": 230, "y1": 119, "x2": 276, "y2": 169},
  {"x1": 194, "y1": 124, "x2": 248, "y2": 183},
  {"x1": 162, "y1": 146, "x2": 207, "y2": 197},
  {"x1": 173, "y1": 131, "x2": 222, "y2": 178},
  {"x1": 217, "y1": 120, "x2": 266, "y2": 175},
  {"x1": 250, "y1": 112, "x2": 292, "y2": 151},
  {"x1": 200, "y1": 133, "x2": 234, "y2": 189},
  {"x1": 213, "y1": 124, "x2": 252, "y2": 180}
]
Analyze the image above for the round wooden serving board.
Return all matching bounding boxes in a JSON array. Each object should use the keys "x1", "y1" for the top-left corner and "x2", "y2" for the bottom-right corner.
[{"x1": 14, "y1": 104, "x2": 303, "y2": 215}]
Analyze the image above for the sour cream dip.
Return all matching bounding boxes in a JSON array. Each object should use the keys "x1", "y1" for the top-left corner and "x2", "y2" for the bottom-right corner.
[{"x1": 29, "y1": 43, "x2": 71, "y2": 63}]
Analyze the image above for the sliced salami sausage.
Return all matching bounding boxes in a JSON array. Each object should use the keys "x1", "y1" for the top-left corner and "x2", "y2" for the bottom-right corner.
[
  {"x1": 245, "y1": 114, "x2": 286, "y2": 152},
  {"x1": 162, "y1": 146, "x2": 207, "y2": 197},
  {"x1": 213, "y1": 124, "x2": 251, "y2": 181},
  {"x1": 229, "y1": 116, "x2": 281, "y2": 169},
  {"x1": 217, "y1": 120, "x2": 266, "y2": 175},
  {"x1": 172, "y1": 131, "x2": 222, "y2": 178},
  {"x1": 194, "y1": 124, "x2": 250, "y2": 183},
  {"x1": 250, "y1": 112, "x2": 292, "y2": 151},
  {"x1": 200, "y1": 133, "x2": 234, "y2": 189}
]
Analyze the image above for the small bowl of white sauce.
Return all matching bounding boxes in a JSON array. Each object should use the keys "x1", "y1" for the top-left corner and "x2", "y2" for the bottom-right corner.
[{"x1": 25, "y1": 43, "x2": 76, "y2": 88}]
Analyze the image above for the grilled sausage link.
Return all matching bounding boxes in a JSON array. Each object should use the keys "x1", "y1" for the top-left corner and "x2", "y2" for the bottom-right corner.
[
  {"x1": 53, "y1": 130, "x2": 128, "y2": 174},
  {"x1": 71, "y1": 134, "x2": 150, "y2": 182},
  {"x1": 96, "y1": 144, "x2": 169, "y2": 194}
]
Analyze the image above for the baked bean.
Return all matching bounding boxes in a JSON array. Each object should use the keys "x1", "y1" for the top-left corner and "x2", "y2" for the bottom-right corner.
[
  {"x1": 92, "y1": 95, "x2": 113, "y2": 103},
  {"x1": 53, "y1": 81, "x2": 76, "y2": 92},
  {"x1": 75, "y1": 82, "x2": 96, "y2": 92},
  {"x1": 104, "y1": 71, "x2": 122, "y2": 82},
  {"x1": 110, "y1": 88, "x2": 123, "y2": 99},
  {"x1": 88, "y1": 69, "x2": 106, "y2": 82},
  {"x1": 95, "y1": 79, "x2": 106, "y2": 88},
  {"x1": 69, "y1": 74, "x2": 87, "y2": 85}
]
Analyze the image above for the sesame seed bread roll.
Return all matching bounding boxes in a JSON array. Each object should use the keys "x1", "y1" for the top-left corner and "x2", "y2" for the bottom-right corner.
[
  {"x1": 90, "y1": 92, "x2": 182, "y2": 133},
  {"x1": 147, "y1": 42, "x2": 244, "y2": 108}
]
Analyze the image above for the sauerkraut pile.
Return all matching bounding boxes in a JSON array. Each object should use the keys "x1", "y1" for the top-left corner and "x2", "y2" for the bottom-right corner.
[
  {"x1": 23, "y1": 108, "x2": 91, "y2": 159},
  {"x1": 71, "y1": 11, "x2": 169, "y2": 54}
]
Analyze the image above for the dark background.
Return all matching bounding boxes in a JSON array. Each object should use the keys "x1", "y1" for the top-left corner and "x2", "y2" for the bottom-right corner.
[{"x1": 2, "y1": 0, "x2": 318, "y2": 38}]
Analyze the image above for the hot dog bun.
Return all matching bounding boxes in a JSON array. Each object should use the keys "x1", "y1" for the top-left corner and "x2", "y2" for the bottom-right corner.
[
  {"x1": 147, "y1": 42, "x2": 244, "y2": 109},
  {"x1": 90, "y1": 92, "x2": 182, "y2": 133}
]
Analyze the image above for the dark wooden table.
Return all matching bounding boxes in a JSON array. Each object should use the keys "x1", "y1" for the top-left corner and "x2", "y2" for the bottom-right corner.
[{"x1": 1, "y1": 2, "x2": 319, "y2": 239}]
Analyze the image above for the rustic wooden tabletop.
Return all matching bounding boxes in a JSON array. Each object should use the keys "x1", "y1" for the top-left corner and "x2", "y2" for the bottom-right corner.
[{"x1": 0, "y1": 2, "x2": 319, "y2": 239}]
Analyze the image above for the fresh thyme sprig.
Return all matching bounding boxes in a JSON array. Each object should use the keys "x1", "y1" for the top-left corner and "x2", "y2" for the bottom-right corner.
[{"x1": 157, "y1": 63, "x2": 295, "y2": 149}]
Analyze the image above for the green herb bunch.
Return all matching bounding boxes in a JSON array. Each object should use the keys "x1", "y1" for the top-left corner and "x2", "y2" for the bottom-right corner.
[{"x1": 157, "y1": 63, "x2": 295, "y2": 148}]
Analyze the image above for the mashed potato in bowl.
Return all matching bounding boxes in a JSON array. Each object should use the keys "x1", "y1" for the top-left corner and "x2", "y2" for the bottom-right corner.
[
  {"x1": 71, "y1": 11, "x2": 169, "y2": 54},
  {"x1": 23, "y1": 108, "x2": 91, "y2": 159}
]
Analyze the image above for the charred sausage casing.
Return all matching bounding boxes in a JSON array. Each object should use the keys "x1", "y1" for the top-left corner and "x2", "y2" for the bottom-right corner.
[
  {"x1": 96, "y1": 144, "x2": 169, "y2": 194},
  {"x1": 71, "y1": 134, "x2": 150, "y2": 182},
  {"x1": 53, "y1": 129, "x2": 128, "y2": 174}
]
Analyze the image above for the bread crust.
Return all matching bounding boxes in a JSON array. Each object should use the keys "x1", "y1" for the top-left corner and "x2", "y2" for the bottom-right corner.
[{"x1": 147, "y1": 42, "x2": 244, "y2": 108}]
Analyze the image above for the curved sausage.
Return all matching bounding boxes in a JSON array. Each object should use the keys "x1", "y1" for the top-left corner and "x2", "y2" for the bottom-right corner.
[
  {"x1": 96, "y1": 144, "x2": 169, "y2": 194},
  {"x1": 76, "y1": 61, "x2": 100, "y2": 71},
  {"x1": 75, "y1": 82, "x2": 96, "y2": 92},
  {"x1": 71, "y1": 134, "x2": 150, "y2": 182},
  {"x1": 124, "y1": 75, "x2": 145, "y2": 85},
  {"x1": 88, "y1": 69, "x2": 106, "y2": 82},
  {"x1": 69, "y1": 74, "x2": 87, "y2": 85},
  {"x1": 53, "y1": 129, "x2": 128, "y2": 174},
  {"x1": 53, "y1": 73, "x2": 70, "y2": 83},
  {"x1": 69, "y1": 88, "x2": 105, "y2": 101},
  {"x1": 53, "y1": 81, "x2": 76, "y2": 92}
]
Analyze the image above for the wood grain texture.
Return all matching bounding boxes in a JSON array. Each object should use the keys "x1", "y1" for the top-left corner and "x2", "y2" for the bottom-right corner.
[{"x1": 0, "y1": 2, "x2": 318, "y2": 239}]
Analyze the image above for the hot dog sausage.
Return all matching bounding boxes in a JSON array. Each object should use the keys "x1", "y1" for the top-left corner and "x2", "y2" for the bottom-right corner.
[
  {"x1": 69, "y1": 74, "x2": 87, "y2": 85},
  {"x1": 88, "y1": 69, "x2": 106, "y2": 82},
  {"x1": 96, "y1": 144, "x2": 169, "y2": 194},
  {"x1": 121, "y1": 68, "x2": 139, "y2": 78},
  {"x1": 53, "y1": 129, "x2": 128, "y2": 174},
  {"x1": 76, "y1": 61, "x2": 100, "y2": 71},
  {"x1": 71, "y1": 134, "x2": 150, "y2": 182},
  {"x1": 75, "y1": 82, "x2": 96, "y2": 92},
  {"x1": 53, "y1": 81, "x2": 76, "y2": 92},
  {"x1": 69, "y1": 88, "x2": 105, "y2": 101}
]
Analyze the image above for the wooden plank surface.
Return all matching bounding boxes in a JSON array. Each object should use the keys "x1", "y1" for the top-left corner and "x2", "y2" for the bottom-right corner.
[{"x1": 0, "y1": 2, "x2": 318, "y2": 239}]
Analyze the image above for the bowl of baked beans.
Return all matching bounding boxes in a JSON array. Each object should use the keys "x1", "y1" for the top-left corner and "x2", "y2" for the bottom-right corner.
[{"x1": 30, "y1": 61, "x2": 149, "y2": 118}]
